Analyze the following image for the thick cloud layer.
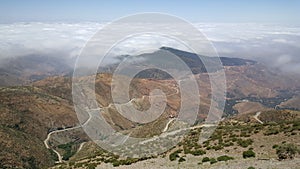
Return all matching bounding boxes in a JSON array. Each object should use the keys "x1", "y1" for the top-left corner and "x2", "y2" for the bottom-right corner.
[
  {"x1": 197, "y1": 23, "x2": 300, "y2": 74},
  {"x1": 0, "y1": 22, "x2": 299, "y2": 74},
  {"x1": 0, "y1": 22, "x2": 102, "y2": 59}
]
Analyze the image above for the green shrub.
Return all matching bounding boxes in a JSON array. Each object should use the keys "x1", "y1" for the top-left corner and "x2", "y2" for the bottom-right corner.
[
  {"x1": 112, "y1": 160, "x2": 121, "y2": 167},
  {"x1": 292, "y1": 121, "x2": 300, "y2": 131},
  {"x1": 120, "y1": 158, "x2": 139, "y2": 165},
  {"x1": 224, "y1": 142, "x2": 234, "y2": 147},
  {"x1": 217, "y1": 155, "x2": 234, "y2": 162},
  {"x1": 212, "y1": 145, "x2": 224, "y2": 151},
  {"x1": 210, "y1": 158, "x2": 217, "y2": 164},
  {"x1": 87, "y1": 163, "x2": 97, "y2": 169},
  {"x1": 202, "y1": 157, "x2": 210, "y2": 163},
  {"x1": 48, "y1": 149, "x2": 59, "y2": 161},
  {"x1": 169, "y1": 151, "x2": 180, "y2": 161},
  {"x1": 264, "y1": 128, "x2": 280, "y2": 136},
  {"x1": 237, "y1": 139, "x2": 253, "y2": 148},
  {"x1": 191, "y1": 149, "x2": 206, "y2": 156},
  {"x1": 243, "y1": 150, "x2": 256, "y2": 158},
  {"x1": 183, "y1": 146, "x2": 192, "y2": 154},
  {"x1": 178, "y1": 157, "x2": 186, "y2": 163},
  {"x1": 291, "y1": 132, "x2": 297, "y2": 135},
  {"x1": 240, "y1": 131, "x2": 250, "y2": 137},
  {"x1": 276, "y1": 143, "x2": 300, "y2": 160},
  {"x1": 247, "y1": 167, "x2": 255, "y2": 169},
  {"x1": 57, "y1": 142, "x2": 76, "y2": 160}
]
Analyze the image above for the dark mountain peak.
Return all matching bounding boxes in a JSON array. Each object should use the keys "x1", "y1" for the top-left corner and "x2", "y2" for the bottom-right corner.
[
  {"x1": 160, "y1": 46, "x2": 256, "y2": 66},
  {"x1": 160, "y1": 46, "x2": 199, "y2": 59},
  {"x1": 99, "y1": 47, "x2": 257, "y2": 79}
]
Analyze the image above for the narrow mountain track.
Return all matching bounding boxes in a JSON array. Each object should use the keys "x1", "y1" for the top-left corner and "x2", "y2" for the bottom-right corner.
[
  {"x1": 43, "y1": 110, "x2": 92, "y2": 163},
  {"x1": 44, "y1": 80, "x2": 183, "y2": 163},
  {"x1": 77, "y1": 142, "x2": 86, "y2": 153},
  {"x1": 253, "y1": 111, "x2": 264, "y2": 124},
  {"x1": 163, "y1": 118, "x2": 176, "y2": 132}
]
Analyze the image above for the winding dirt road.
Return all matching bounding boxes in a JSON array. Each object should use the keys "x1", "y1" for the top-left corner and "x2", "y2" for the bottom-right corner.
[
  {"x1": 162, "y1": 118, "x2": 176, "y2": 132},
  {"x1": 76, "y1": 142, "x2": 86, "y2": 153},
  {"x1": 43, "y1": 126, "x2": 81, "y2": 163},
  {"x1": 253, "y1": 111, "x2": 264, "y2": 124},
  {"x1": 44, "y1": 79, "x2": 184, "y2": 163},
  {"x1": 43, "y1": 110, "x2": 92, "y2": 163}
]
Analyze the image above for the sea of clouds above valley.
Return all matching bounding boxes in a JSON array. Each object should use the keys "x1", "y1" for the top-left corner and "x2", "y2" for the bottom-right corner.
[{"x1": 0, "y1": 22, "x2": 299, "y2": 74}]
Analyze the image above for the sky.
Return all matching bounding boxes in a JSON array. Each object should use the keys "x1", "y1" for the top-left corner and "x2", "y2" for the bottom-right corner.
[{"x1": 0, "y1": 0, "x2": 299, "y2": 23}]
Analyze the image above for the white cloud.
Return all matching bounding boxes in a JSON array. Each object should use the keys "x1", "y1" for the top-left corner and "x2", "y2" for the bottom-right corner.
[
  {"x1": 276, "y1": 55, "x2": 292, "y2": 65},
  {"x1": 0, "y1": 22, "x2": 103, "y2": 59},
  {"x1": 272, "y1": 38, "x2": 288, "y2": 43},
  {"x1": 193, "y1": 23, "x2": 300, "y2": 74},
  {"x1": 195, "y1": 23, "x2": 300, "y2": 42},
  {"x1": 0, "y1": 22, "x2": 299, "y2": 74},
  {"x1": 109, "y1": 34, "x2": 190, "y2": 56}
]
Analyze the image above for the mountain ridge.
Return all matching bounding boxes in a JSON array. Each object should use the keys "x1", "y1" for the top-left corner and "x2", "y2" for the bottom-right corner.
[{"x1": 99, "y1": 47, "x2": 257, "y2": 79}]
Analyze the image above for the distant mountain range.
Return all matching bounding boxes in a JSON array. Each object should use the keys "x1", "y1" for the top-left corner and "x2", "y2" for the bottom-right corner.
[
  {"x1": 0, "y1": 47, "x2": 257, "y2": 86},
  {"x1": 99, "y1": 46, "x2": 257, "y2": 79},
  {"x1": 160, "y1": 46, "x2": 256, "y2": 68}
]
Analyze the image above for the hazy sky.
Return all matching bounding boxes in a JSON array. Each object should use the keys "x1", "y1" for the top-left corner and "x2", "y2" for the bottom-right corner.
[{"x1": 0, "y1": 0, "x2": 299, "y2": 23}]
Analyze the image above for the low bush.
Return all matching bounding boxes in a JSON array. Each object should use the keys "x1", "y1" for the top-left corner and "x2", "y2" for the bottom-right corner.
[
  {"x1": 212, "y1": 145, "x2": 224, "y2": 151},
  {"x1": 87, "y1": 163, "x2": 97, "y2": 169},
  {"x1": 243, "y1": 150, "x2": 256, "y2": 158},
  {"x1": 57, "y1": 142, "x2": 76, "y2": 160},
  {"x1": 264, "y1": 127, "x2": 280, "y2": 136},
  {"x1": 169, "y1": 150, "x2": 181, "y2": 161},
  {"x1": 202, "y1": 157, "x2": 210, "y2": 163},
  {"x1": 276, "y1": 143, "x2": 300, "y2": 160},
  {"x1": 178, "y1": 157, "x2": 186, "y2": 163},
  {"x1": 237, "y1": 139, "x2": 253, "y2": 148},
  {"x1": 210, "y1": 158, "x2": 217, "y2": 164},
  {"x1": 217, "y1": 155, "x2": 234, "y2": 162},
  {"x1": 191, "y1": 149, "x2": 206, "y2": 156}
]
